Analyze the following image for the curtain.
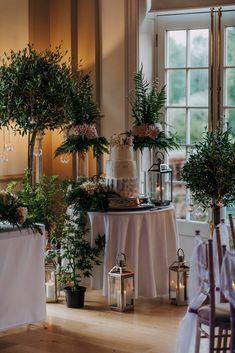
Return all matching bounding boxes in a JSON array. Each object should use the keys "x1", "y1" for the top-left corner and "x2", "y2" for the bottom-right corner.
[
  {"x1": 176, "y1": 237, "x2": 208, "y2": 353},
  {"x1": 150, "y1": 0, "x2": 235, "y2": 12}
]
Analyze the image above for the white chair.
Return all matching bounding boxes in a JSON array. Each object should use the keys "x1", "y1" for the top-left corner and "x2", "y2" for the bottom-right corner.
[
  {"x1": 195, "y1": 239, "x2": 231, "y2": 353},
  {"x1": 176, "y1": 236, "x2": 231, "y2": 353},
  {"x1": 221, "y1": 249, "x2": 235, "y2": 353}
]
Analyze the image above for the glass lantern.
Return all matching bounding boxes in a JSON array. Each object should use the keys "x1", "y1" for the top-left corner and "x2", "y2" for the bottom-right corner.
[
  {"x1": 169, "y1": 248, "x2": 190, "y2": 306},
  {"x1": 108, "y1": 253, "x2": 135, "y2": 312},
  {"x1": 148, "y1": 152, "x2": 172, "y2": 206},
  {"x1": 45, "y1": 262, "x2": 58, "y2": 303}
]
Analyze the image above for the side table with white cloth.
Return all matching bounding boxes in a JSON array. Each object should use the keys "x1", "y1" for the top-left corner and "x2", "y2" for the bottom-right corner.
[
  {"x1": 88, "y1": 206, "x2": 179, "y2": 298},
  {"x1": 0, "y1": 225, "x2": 46, "y2": 331}
]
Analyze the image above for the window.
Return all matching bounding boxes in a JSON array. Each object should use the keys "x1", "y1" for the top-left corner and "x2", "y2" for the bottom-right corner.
[{"x1": 156, "y1": 7, "x2": 235, "y2": 223}]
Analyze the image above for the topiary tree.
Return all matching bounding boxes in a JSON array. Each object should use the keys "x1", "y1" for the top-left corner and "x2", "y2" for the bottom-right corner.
[
  {"x1": 181, "y1": 129, "x2": 235, "y2": 225},
  {"x1": 0, "y1": 44, "x2": 73, "y2": 183}
]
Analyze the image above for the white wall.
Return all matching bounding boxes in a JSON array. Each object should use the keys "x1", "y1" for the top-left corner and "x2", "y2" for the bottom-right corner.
[
  {"x1": 100, "y1": 0, "x2": 126, "y2": 139},
  {"x1": 0, "y1": 0, "x2": 29, "y2": 181},
  {"x1": 139, "y1": 0, "x2": 155, "y2": 82}
]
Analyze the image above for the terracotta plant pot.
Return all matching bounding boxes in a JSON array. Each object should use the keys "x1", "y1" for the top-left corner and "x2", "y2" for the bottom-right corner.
[{"x1": 64, "y1": 286, "x2": 86, "y2": 308}]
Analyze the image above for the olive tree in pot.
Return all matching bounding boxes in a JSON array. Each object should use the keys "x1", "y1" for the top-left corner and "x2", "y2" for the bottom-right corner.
[
  {"x1": 55, "y1": 217, "x2": 104, "y2": 308},
  {"x1": 181, "y1": 129, "x2": 235, "y2": 226},
  {"x1": 0, "y1": 44, "x2": 73, "y2": 184}
]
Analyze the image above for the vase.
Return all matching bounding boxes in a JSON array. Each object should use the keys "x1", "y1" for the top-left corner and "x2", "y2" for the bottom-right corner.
[
  {"x1": 135, "y1": 147, "x2": 154, "y2": 197},
  {"x1": 64, "y1": 286, "x2": 86, "y2": 308},
  {"x1": 73, "y1": 151, "x2": 89, "y2": 179}
]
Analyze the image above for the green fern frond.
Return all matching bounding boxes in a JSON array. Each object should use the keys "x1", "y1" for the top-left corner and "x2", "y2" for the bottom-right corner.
[{"x1": 128, "y1": 65, "x2": 166, "y2": 125}]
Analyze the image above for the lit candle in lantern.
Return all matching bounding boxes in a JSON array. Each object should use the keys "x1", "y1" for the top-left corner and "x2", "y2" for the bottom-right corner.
[
  {"x1": 178, "y1": 283, "x2": 185, "y2": 302},
  {"x1": 45, "y1": 280, "x2": 55, "y2": 298}
]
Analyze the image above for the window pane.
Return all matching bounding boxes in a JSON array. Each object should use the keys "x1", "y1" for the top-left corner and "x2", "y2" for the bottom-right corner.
[
  {"x1": 172, "y1": 184, "x2": 186, "y2": 219},
  {"x1": 167, "y1": 70, "x2": 186, "y2": 105},
  {"x1": 167, "y1": 108, "x2": 186, "y2": 143},
  {"x1": 226, "y1": 27, "x2": 235, "y2": 66},
  {"x1": 167, "y1": 30, "x2": 186, "y2": 68},
  {"x1": 190, "y1": 204, "x2": 208, "y2": 222},
  {"x1": 189, "y1": 29, "x2": 209, "y2": 67},
  {"x1": 169, "y1": 148, "x2": 186, "y2": 182},
  {"x1": 190, "y1": 109, "x2": 208, "y2": 143},
  {"x1": 225, "y1": 109, "x2": 235, "y2": 135},
  {"x1": 189, "y1": 69, "x2": 208, "y2": 106},
  {"x1": 226, "y1": 69, "x2": 235, "y2": 106}
]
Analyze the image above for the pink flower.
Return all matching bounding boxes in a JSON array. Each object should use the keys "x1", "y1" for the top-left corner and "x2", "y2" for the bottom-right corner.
[
  {"x1": 64, "y1": 124, "x2": 98, "y2": 140},
  {"x1": 131, "y1": 124, "x2": 160, "y2": 139}
]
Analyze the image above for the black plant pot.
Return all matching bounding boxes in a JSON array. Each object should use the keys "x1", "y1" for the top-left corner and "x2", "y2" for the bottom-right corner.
[{"x1": 64, "y1": 286, "x2": 86, "y2": 308}]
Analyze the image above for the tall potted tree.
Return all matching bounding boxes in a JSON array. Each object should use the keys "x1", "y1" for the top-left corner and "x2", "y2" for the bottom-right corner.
[
  {"x1": 0, "y1": 44, "x2": 73, "y2": 184},
  {"x1": 181, "y1": 129, "x2": 235, "y2": 225}
]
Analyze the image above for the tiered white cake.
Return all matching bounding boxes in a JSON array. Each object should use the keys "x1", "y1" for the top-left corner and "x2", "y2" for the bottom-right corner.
[{"x1": 106, "y1": 144, "x2": 138, "y2": 199}]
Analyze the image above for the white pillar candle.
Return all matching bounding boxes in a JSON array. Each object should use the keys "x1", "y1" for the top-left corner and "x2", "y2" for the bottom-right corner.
[
  {"x1": 178, "y1": 283, "x2": 185, "y2": 302},
  {"x1": 45, "y1": 280, "x2": 55, "y2": 298}
]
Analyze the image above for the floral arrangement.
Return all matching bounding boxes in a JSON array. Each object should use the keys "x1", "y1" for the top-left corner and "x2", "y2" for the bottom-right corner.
[
  {"x1": 65, "y1": 176, "x2": 118, "y2": 220},
  {"x1": 131, "y1": 123, "x2": 161, "y2": 140},
  {"x1": 0, "y1": 190, "x2": 28, "y2": 228},
  {"x1": 128, "y1": 65, "x2": 178, "y2": 152},
  {"x1": 109, "y1": 133, "x2": 134, "y2": 147},
  {"x1": 55, "y1": 70, "x2": 109, "y2": 158},
  {"x1": 64, "y1": 123, "x2": 98, "y2": 140}
]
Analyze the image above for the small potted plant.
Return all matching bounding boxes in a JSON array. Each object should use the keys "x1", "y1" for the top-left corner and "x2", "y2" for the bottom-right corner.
[
  {"x1": 54, "y1": 217, "x2": 104, "y2": 308},
  {"x1": 181, "y1": 128, "x2": 235, "y2": 225}
]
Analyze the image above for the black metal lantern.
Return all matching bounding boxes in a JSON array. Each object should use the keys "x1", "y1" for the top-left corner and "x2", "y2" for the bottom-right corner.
[
  {"x1": 108, "y1": 253, "x2": 135, "y2": 312},
  {"x1": 169, "y1": 248, "x2": 190, "y2": 306},
  {"x1": 148, "y1": 152, "x2": 172, "y2": 206}
]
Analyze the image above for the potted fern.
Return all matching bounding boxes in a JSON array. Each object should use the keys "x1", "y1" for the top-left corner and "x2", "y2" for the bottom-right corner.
[
  {"x1": 55, "y1": 69, "x2": 109, "y2": 159},
  {"x1": 181, "y1": 129, "x2": 235, "y2": 225},
  {"x1": 128, "y1": 65, "x2": 177, "y2": 152}
]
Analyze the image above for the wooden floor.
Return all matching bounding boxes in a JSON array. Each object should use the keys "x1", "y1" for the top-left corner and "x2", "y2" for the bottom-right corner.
[{"x1": 0, "y1": 289, "x2": 188, "y2": 353}]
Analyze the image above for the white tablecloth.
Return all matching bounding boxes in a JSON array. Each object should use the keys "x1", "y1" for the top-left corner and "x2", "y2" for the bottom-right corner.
[
  {"x1": 0, "y1": 226, "x2": 46, "y2": 331},
  {"x1": 88, "y1": 206, "x2": 179, "y2": 298}
]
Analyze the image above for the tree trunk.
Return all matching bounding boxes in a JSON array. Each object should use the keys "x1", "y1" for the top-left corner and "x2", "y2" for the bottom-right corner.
[
  {"x1": 28, "y1": 130, "x2": 37, "y2": 185},
  {"x1": 213, "y1": 206, "x2": 221, "y2": 226}
]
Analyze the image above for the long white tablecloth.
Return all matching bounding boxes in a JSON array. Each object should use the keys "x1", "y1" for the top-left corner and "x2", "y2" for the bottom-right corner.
[
  {"x1": 88, "y1": 206, "x2": 179, "y2": 298},
  {"x1": 0, "y1": 226, "x2": 46, "y2": 331}
]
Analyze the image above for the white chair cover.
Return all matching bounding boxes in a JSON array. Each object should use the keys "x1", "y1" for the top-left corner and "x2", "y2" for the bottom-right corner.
[
  {"x1": 221, "y1": 249, "x2": 235, "y2": 307},
  {"x1": 213, "y1": 221, "x2": 230, "y2": 302},
  {"x1": 176, "y1": 237, "x2": 208, "y2": 353}
]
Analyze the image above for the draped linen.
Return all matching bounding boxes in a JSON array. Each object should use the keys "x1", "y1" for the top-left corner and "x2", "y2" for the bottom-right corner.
[
  {"x1": 176, "y1": 237, "x2": 208, "y2": 353},
  {"x1": 221, "y1": 249, "x2": 235, "y2": 307},
  {"x1": 0, "y1": 226, "x2": 46, "y2": 331},
  {"x1": 212, "y1": 221, "x2": 230, "y2": 302},
  {"x1": 88, "y1": 206, "x2": 178, "y2": 298}
]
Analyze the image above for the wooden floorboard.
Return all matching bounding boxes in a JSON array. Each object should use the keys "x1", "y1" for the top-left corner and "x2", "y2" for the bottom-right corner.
[{"x1": 0, "y1": 289, "x2": 189, "y2": 353}]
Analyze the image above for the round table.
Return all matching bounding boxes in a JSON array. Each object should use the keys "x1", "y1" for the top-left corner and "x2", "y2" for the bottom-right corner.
[{"x1": 88, "y1": 206, "x2": 179, "y2": 298}]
